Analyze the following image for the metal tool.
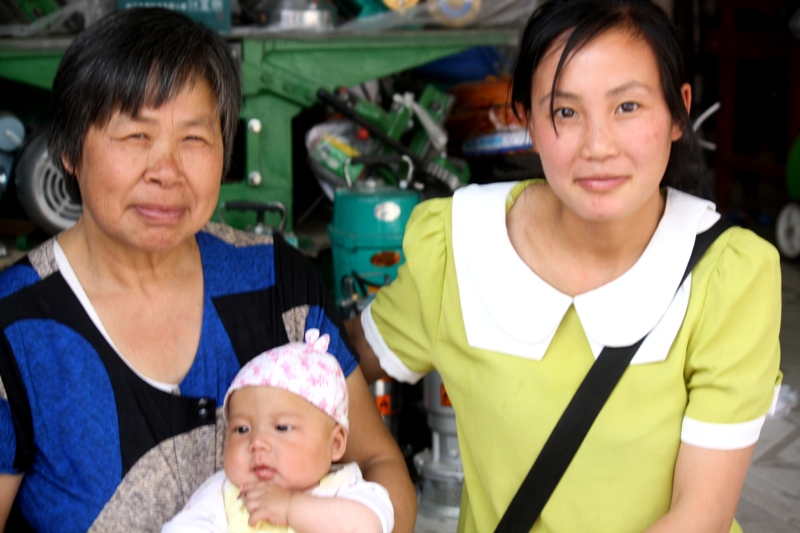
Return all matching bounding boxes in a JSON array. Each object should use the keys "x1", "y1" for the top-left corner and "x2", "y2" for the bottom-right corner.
[
  {"x1": 242, "y1": 0, "x2": 337, "y2": 30},
  {"x1": 315, "y1": 87, "x2": 469, "y2": 195}
]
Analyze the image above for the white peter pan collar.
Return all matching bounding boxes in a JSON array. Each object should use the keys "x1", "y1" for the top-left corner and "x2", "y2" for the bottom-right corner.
[{"x1": 452, "y1": 182, "x2": 720, "y2": 363}]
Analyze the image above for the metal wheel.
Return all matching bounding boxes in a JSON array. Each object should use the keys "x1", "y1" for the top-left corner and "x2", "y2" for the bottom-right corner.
[
  {"x1": 776, "y1": 202, "x2": 800, "y2": 260},
  {"x1": 15, "y1": 132, "x2": 82, "y2": 235}
]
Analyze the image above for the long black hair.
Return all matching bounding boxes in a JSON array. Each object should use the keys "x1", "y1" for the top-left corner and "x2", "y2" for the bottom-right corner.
[
  {"x1": 511, "y1": 0, "x2": 707, "y2": 196},
  {"x1": 48, "y1": 8, "x2": 241, "y2": 203}
]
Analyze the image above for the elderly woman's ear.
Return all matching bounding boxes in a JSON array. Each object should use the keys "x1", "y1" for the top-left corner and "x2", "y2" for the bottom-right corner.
[{"x1": 61, "y1": 156, "x2": 75, "y2": 177}]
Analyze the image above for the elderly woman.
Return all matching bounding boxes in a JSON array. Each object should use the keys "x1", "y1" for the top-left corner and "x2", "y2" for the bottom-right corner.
[{"x1": 0, "y1": 8, "x2": 415, "y2": 532}]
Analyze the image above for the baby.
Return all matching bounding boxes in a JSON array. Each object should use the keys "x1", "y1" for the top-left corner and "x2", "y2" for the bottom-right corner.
[{"x1": 162, "y1": 329, "x2": 394, "y2": 533}]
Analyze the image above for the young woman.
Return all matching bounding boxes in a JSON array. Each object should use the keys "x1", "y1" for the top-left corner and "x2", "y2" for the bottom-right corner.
[{"x1": 347, "y1": 1, "x2": 782, "y2": 532}]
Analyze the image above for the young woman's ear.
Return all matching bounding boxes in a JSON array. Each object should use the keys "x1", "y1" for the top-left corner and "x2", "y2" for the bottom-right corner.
[
  {"x1": 330, "y1": 425, "x2": 347, "y2": 462},
  {"x1": 671, "y1": 83, "x2": 693, "y2": 142},
  {"x1": 513, "y1": 103, "x2": 528, "y2": 123},
  {"x1": 514, "y1": 105, "x2": 538, "y2": 154}
]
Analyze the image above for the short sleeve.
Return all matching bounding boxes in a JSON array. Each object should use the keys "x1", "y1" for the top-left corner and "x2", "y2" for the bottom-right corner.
[
  {"x1": 362, "y1": 198, "x2": 450, "y2": 383},
  {"x1": 0, "y1": 325, "x2": 33, "y2": 475},
  {"x1": 0, "y1": 385, "x2": 16, "y2": 473},
  {"x1": 682, "y1": 227, "x2": 782, "y2": 449},
  {"x1": 271, "y1": 234, "x2": 359, "y2": 378},
  {"x1": 0, "y1": 262, "x2": 42, "y2": 473},
  {"x1": 336, "y1": 481, "x2": 394, "y2": 533},
  {"x1": 161, "y1": 470, "x2": 228, "y2": 533}
]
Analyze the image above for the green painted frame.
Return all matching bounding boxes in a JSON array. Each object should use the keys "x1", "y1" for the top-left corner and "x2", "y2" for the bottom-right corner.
[{"x1": 0, "y1": 28, "x2": 518, "y2": 230}]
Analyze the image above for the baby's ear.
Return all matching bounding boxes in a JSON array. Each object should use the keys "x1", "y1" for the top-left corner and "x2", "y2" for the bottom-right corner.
[{"x1": 330, "y1": 425, "x2": 347, "y2": 462}]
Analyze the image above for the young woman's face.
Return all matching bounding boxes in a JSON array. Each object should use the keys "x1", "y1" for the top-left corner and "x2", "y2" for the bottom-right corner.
[
  {"x1": 71, "y1": 79, "x2": 224, "y2": 252},
  {"x1": 528, "y1": 27, "x2": 690, "y2": 223},
  {"x1": 223, "y1": 387, "x2": 346, "y2": 491}
]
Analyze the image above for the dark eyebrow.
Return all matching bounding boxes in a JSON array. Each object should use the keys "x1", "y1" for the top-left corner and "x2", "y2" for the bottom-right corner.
[
  {"x1": 607, "y1": 81, "x2": 652, "y2": 97},
  {"x1": 537, "y1": 90, "x2": 579, "y2": 107},
  {"x1": 125, "y1": 111, "x2": 217, "y2": 128},
  {"x1": 183, "y1": 117, "x2": 217, "y2": 128},
  {"x1": 537, "y1": 82, "x2": 653, "y2": 108}
]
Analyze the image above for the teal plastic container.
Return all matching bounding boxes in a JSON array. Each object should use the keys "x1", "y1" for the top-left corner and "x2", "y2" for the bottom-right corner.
[{"x1": 328, "y1": 183, "x2": 420, "y2": 305}]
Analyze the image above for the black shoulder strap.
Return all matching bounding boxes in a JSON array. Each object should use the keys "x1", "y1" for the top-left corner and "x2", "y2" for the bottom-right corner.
[{"x1": 494, "y1": 218, "x2": 733, "y2": 533}]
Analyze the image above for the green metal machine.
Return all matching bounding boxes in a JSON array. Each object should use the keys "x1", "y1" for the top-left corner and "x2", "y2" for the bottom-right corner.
[
  {"x1": 0, "y1": 28, "x2": 518, "y2": 233},
  {"x1": 12, "y1": 0, "x2": 62, "y2": 22}
]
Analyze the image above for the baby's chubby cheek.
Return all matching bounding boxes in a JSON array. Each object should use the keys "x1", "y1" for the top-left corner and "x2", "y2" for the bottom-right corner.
[{"x1": 223, "y1": 442, "x2": 252, "y2": 487}]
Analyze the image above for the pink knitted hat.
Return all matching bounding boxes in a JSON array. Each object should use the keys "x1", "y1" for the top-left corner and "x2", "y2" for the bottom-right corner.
[{"x1": 223, "y1": 329, "x2": 349, "y2": 432}]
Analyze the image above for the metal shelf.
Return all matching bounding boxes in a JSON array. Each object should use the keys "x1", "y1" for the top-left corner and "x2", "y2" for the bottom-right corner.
[{"x1": 0, "y1": 27, "x2": 519, "y2": 230}]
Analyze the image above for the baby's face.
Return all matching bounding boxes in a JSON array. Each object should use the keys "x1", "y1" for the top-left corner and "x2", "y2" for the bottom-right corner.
[{"x1": 223, "y1": 386, "x2": 346, "y2": 490}]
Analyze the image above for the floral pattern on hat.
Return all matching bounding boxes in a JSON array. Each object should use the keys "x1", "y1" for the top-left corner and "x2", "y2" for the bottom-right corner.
[{"x1": 223, "y1": 329, "x2": 349, "y2": 431}]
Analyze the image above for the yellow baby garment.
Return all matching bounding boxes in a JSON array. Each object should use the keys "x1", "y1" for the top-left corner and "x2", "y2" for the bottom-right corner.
[
  {"x1": 223, "y1": 483, "x2": 295, "y2": 533},
  {"x1": 223, "y1": 464, "x2": 360, "y2": 533}
]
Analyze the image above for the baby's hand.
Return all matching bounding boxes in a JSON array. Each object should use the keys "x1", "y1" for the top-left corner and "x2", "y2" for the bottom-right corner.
[{"x1": 239, "y1": 482, "x2": 295, "y2": 527}]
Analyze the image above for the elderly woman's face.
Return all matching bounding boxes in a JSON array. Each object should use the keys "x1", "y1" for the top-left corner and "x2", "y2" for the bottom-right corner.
[{"x1": 72, "y1": 79, "x2": 224, "y2": 252}]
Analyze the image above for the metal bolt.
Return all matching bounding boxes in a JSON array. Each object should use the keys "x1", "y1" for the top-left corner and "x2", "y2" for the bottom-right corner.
[
  {"x1": 4, "y1": 129, "x2": 23, "y2": 148},
  {"x1": 248, "y1": 118, "x2": 262, "y2": 133},
  {"x1": 248, "y1": 171, "x2": 262, "y2": 186}
]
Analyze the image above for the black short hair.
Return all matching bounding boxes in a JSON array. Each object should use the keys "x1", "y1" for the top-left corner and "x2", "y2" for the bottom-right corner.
[
  {"x1": 48, "y1": 7, "x2": 241, "y2": 203},
  {"x1": 511, "y1": 0, "x2": 707, "y2": 196}
]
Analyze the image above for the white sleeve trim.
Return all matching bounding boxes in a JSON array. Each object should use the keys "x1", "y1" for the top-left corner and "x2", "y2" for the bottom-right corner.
[
  {"x1": 313, "y1": 463, "x2": 394, "y2": 533},
  {"x1": 768, "y1": 383, "x2": 781, "y2": 416},
  {"x1": 681, "y1": 415, "x2": 765, "y2": 450},
  {"x1": 161, "y1": 470, "x2": 228, "y2": 532},
  {"x1": 361, "y1": 303, "x2": 426, "y2": 384},
  {"x1": 336, "y1": 482, "x2": 395, "y2": 533}
]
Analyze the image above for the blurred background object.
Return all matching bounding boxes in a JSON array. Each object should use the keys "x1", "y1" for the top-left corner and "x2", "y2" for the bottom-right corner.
[
  {"x1": 0, "y1": 0, "x2": 114, "y2": 37},
  {"x1": 336, "y1": 0, "x2": 536, "y2": 32},
  {"x1": 239, "y1": 0, "x2": 337, "y2": 31}
]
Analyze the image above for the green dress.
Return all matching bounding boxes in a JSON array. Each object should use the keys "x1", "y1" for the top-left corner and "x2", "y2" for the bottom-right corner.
[{"x1": 364, "y1": 181, "x2": 782, "y2": 533}]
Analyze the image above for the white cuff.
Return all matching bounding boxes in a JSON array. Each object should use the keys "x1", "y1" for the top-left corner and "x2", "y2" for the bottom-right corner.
[
  {"x1": 337, "y1": 485, "x2": 395, "y2": 533},
  {"x1": 768, "y1": 383, "x2": 782, "y2": 416},
  {"x1": 681, "y1": 415, "x2": 765, "y2": 450},
  {"x1": 361, "y1": 303, "x2": 425, "y2": 384}
]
